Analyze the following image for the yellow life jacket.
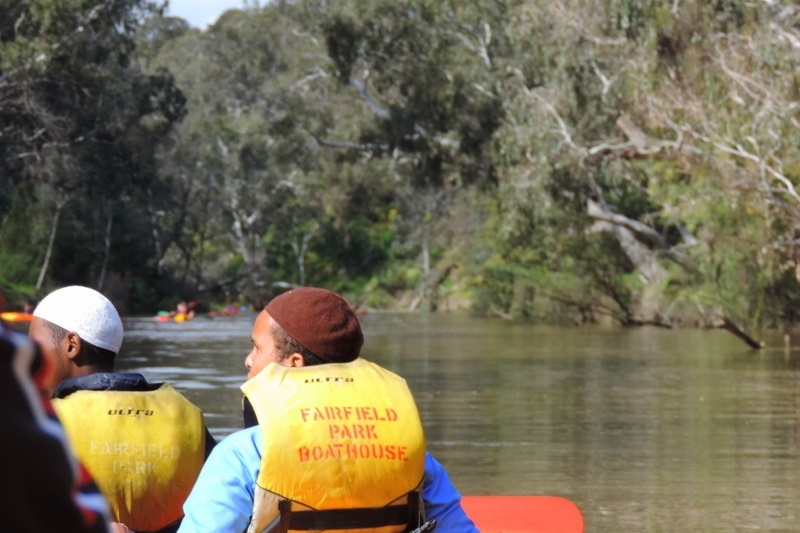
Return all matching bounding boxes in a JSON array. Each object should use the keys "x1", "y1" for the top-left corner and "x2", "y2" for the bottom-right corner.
[
  {"x1": 241, "y1": 358, "x2": 426, "y2": 533},
  {"x1": 53, "y1": 383, "x2": 206, "y2": 532}
]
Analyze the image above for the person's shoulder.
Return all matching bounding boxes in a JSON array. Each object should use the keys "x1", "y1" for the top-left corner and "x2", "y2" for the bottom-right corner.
[
  {"x1": 422, "y1": 453, "x2": 457, "y2": 484},
  {"x1": 424, "y1": 452, "x2": 443, "y2": 470},
  {"x1": 202, "y1": 426, "x2": 262, "y2": 472},
  {"x1": 214, "y1": 426, "x2": 262, "y2": 453}
]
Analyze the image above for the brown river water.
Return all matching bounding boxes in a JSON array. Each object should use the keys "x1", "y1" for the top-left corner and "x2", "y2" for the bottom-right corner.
[{"x1": 118, "y1": 312, "x2": 800, "y2": 531}]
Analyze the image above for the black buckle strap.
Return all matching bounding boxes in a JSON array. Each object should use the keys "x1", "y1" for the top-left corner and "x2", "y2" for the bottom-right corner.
[
  {"x1": 272, "y1": 490, "x2": 425, "y2": 532},
  {"x1": 282, "y1": 501, "x2": 410, "y2": 530}
]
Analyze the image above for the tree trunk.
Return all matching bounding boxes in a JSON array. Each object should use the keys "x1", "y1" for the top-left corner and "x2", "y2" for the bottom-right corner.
[
  {"x1": 228, "y1": 200, "x2": 264, "y2": 295},
  {"x1": 291, "y1": 231, "x2": 314, "y2": 286},
  {"x1": 422, "y1": 231, "x2": 430, "y2": 277},
  {"x1": 96, "y1": 202, "x2": 114, "y2": 291},
  {"x1": 36, "y1": 198, "x2": 67, "y2": 291},
  {"x1": 0, "y1": 212, "x2": 8, "y2": 247},
  {"x1": 148, "y1": 206, "x2": 164, "y2": 274},
  {"x1": 587, "y1": 198, "x2": 693, "y2": 271}
]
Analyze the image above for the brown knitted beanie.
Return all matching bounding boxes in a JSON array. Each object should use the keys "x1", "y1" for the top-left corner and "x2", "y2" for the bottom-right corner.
[{"x1": 265, "y1": 287, "x2": 363, "y2": 362}]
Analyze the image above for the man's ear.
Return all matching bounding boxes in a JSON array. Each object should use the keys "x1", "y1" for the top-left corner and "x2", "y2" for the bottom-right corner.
[
  {"x1": 64, "y1": 332, "x2": 82, "y2": 361},
  {"x1": 287, "y1": 352, "x2": 306, "y2": 367}
]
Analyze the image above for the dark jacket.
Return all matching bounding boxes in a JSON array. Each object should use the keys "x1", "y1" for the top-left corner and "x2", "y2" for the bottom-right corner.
[{"x1": 0, "y1": 325, "x2": 111, "y2": 532}]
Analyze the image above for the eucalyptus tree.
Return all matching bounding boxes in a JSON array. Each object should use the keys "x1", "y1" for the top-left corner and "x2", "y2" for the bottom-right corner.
[
  {"x1": 0, "y1": 0, "x2": 185, "y2": 298},
  {"x1": 493, "y1": 0, "x2": 800, "y2": 338},
  {"x1": 317, "y1": 0, "x2": 509, "y2": 307},
  {"x1": 146, "y1": 5, "x2": 340, "y2": 303}
]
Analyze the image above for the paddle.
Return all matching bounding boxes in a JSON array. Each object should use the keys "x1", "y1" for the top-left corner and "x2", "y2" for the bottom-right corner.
[{"x1": 460, "y1": 495, "x2": 584, "y2": 533}]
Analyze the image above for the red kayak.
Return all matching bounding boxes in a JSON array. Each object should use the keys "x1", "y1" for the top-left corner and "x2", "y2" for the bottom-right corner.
[
  {"x1": 0, "y1": 311, "x2": 34, "y2": 323},
  {"x1": 461, "y1": 495, "x2": 584, "y2": 533}
]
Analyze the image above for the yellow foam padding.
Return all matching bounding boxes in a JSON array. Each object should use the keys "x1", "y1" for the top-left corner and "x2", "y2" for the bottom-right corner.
[
  {"x1": 242, "y1": 358, "x2": 426, "y2": 511},
  {"x1": 53, "y1": 383, "x2": 206, "y2": 531}
]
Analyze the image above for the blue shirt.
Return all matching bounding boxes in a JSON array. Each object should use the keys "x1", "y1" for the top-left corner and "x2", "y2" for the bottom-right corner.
[{"x1": 178, "y1": 426, "x2": 478, "y2": 532}]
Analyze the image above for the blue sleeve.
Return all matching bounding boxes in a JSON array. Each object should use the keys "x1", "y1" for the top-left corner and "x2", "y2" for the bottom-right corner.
[
  {"x1": 177, "y1": 427, "x2": 261, "y2": 533},
  {"x1": 421, "y1": 453, "x2": 479, "y2": 532},
  {"x1": 178, "y1": 429, "x2": 477, "y2": 532}
]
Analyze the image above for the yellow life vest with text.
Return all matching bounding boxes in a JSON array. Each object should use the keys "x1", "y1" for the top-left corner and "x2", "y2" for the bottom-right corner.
[
  {"x1": 241, "y1": 358, "x2": 426, "y2": 533},
  {"x1": 53, "y1": 383, "x2": 206, "y2": 532}
]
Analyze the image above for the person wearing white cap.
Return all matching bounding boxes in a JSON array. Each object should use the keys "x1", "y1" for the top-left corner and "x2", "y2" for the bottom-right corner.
[
  {"x1": 29, "y1": 286, "x2": 216, "y2": 533},
  {"x1": 29, "y1": 285, "x2": 124, "y2": 396},
  {"x1": 0, "y1": 288, "x2": 122, "y2": 532}
]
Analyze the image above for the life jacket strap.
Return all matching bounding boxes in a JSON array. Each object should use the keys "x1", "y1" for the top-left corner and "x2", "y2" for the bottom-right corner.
[{"x1": 271, "y1": 491, "x2": 423, "y2": 532}]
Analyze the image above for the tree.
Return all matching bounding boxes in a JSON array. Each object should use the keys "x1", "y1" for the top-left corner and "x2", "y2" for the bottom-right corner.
[
  {"x1": 0, "y1": 0, "x2": 185, "y2": 303},
  {"x1": 143, "y1": 5, "x2": 337, "y2": 303},
  {"x1": 489, "y1": 0, "x2": 800, "y2": 337},
  {"x1": 318, "y1": 0, "x2": 508, "y2": 307}
]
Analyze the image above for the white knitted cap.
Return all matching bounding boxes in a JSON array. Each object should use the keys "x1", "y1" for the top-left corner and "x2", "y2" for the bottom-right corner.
[{"x1": 33, "y1": 286, "x2": 123, "y2": 353}]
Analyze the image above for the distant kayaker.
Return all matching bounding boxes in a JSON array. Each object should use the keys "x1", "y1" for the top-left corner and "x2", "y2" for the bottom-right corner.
[
  {"x1": 178, "y1": 287, "x2": 479, "y2": 532},
  {"x1": 171, "y1": 301, "x2": 196, "y2": 322},
  {"x1": 28, "y1": 286, "x2": 216, "y2": 533},
  {"x1": 0, "y1": 289, "x2": 121, "y2": 532}
]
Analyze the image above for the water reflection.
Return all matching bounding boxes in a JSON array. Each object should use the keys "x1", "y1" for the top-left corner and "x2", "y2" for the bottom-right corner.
[
  {"x1": 120, "y1": 313, "x2": 800, "y2": 531},
  {"x1": 121, "y1": 315, "x2": 253, "y2": 437}
]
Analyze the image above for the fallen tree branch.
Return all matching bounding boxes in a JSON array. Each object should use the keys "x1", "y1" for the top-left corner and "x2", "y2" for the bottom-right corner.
[
  {"x1": 710, "y1": 317, "x2": 764, "y2": 349},
  {"x1": 588, "y1": 199, "x2": 694, "y2": 272}
]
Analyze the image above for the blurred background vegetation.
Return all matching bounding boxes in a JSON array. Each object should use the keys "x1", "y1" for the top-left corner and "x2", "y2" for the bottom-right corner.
[{"x1": 2, "y1": 0, "x2": 799, "y2": 341}]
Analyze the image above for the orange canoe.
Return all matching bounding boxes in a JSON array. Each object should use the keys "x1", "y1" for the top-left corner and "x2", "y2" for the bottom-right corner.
[
  {"x1": 0, "y1": 311, "x2": 34, "y2": 323},
  {"x1": 461, "y1": 495, "x2": 584, "y2": 533}
]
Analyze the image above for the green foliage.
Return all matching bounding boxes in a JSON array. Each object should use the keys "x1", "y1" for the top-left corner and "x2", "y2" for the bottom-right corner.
[
  {"x1": 0, "y1": 0, "x2": 184, "y2": 307},
  {"x1": 3, "y1": 0, "x2": 800, "y2": 341}
]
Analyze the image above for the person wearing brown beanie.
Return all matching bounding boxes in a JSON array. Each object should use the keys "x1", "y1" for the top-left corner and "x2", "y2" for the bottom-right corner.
[
  {"x1": 245, "y1": 286, "x2": 364, "y2": 377},
  {"x1": 178, "y1": 287, "x2": 478, "y2": 533}
]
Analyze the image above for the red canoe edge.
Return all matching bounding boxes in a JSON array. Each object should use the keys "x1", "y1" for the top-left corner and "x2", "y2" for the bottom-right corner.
[{"x1": 461, "y1": 495, "x2": 584, "y2": 533}]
